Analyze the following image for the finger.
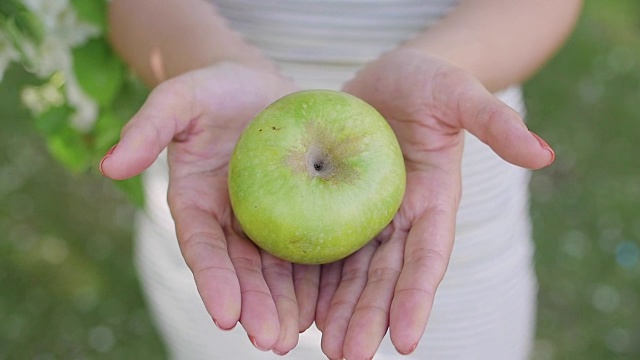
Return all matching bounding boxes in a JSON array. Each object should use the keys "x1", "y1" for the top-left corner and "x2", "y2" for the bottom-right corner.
[
  {"x1": 100, "y1": 78, "x2": 200, "y2": 180},
  {"x1": 454, "y1": 82, "x2": 555, "y2": 170},
  {"x1": 170, "y1": 203, "x2": 241, "y2": 331},
  {"x1": 293, "y1": 264, "x2": 320, "y2": 333},
  {"x1": 320, "y1": 241, "x2": 377, "y2": 360},
  {"x1": 315, "y1": 261, "x2": 342, "y2": 332},
  {"x1": 389, "y1": 205, "x2": 457, "y2": 355},
  {"x1": 228, "y1": 233, "x2": 281, "y2": 352},
  {"x1": 342, "y1": 229, "x2": 406, "y2": 360},
  {"x1": 261, "y1": 252, "x2": 300, "y2": 356}
]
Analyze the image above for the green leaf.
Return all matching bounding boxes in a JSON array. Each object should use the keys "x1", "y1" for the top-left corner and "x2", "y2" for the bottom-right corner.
[
  {"x1": 34, "y1": 104, "x2": 73, "y2": 135},
  {"x1": 111, "y1": 74, "x2": 149, "y2": 120},
  {"x1": 2, "y1": 17, "x2": 36, "y2": 70},
  {"x1": 70, "y1": 0, "x2": 107, "y2": 31},
  {"x1": 46, "y1": 125, "x2": 92, "y2": 173},
  {"x1": 0, "y1": 1, "x2": 44, "y2": 44},
  {"x1": 114, "y1": 175, "x2": 144, "y2": 208},
  {"x1": 72, "y1": 39, "x2": 124, "y2": 106},
  {"x1": 0, "y1": 0, "x2": 24, "y2": 19},
  {"x1": 93, "y1": 110, "x2": 123, "y2": 152},
  {"x1": 13, "y1": 10, "x2": 44, "y2": 44}
]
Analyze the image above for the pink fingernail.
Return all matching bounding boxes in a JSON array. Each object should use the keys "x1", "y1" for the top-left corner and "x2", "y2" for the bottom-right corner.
[
  {"x1": 248, "y1": 334, "x2": 270, "y2": 352},
  {"x1": 273, "y1": 349, "x2": 290, "y2": 356},
  {"x1": 212, "y1": 317, "x2": 235, "y2": 332},
  {"x1": 396, "y1": 343, "x2": 418, "y2": 355},
  {"x1": 99, "y1": 143, "x2": 118, "y2": 176},
  {"x1": 530, "y1": 132, "x2": 555, "y2": 166}
]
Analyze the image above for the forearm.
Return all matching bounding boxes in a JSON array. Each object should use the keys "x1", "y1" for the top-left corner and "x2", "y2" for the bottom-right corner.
[
  {"x1": 402, "y1": 0, "x2": 583, "y2": 92},
  {"x1": 107, "y1": 0, "x2": 278, "y2": 87}
]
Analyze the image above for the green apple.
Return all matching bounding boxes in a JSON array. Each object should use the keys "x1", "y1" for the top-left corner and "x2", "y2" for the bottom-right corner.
[{"x1": 228, "y1": 90, "x2": 406, "y2": 264}]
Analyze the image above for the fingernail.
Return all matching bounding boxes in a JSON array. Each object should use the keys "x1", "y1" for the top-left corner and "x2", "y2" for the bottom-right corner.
[
  {"x1": 530, "y1": 132, "x2": 555, "y2": 166},
  {"x1": 396, "y1": 343, "x2": 418, "y2": 355},
  {"x1": 273, "y1": 349, "x2": 290, "y2": 356},
  {"x1": 99, "y1": 143, "x2": 118, "y2": 176},
  {"x1": 212, "y1": 318, "x2": 235, "y2": 332},
  {"x1": 248, "y1": 334, "x2": 270, "y2": 352}
]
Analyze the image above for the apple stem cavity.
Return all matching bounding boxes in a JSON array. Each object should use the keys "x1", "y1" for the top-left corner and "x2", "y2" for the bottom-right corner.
[{"x1": 306, "y1": 146, "x2": 336, "y2": 180}]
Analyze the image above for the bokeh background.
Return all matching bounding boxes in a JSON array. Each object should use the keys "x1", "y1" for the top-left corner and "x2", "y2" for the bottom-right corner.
[{"x1": 1, "y1": 1, "x2": 639, "y2": 359}]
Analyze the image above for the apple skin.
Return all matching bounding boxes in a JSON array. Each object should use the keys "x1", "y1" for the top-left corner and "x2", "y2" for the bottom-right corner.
[{"x1": 228, "y1": 90, "x2": 406, "y2": 264}]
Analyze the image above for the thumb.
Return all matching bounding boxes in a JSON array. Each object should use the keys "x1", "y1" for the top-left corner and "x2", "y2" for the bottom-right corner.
[
  {"x1": 99, "y1": 79, "x2": 199, "y2": 180},
  {"x1": 458, "y1": 86, "x2": 555, "y2": 170}
]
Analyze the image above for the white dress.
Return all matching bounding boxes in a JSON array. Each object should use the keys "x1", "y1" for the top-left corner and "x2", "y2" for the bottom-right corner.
[{"x1": 135, "y1": 1, "x2": 537, "y2": 359}]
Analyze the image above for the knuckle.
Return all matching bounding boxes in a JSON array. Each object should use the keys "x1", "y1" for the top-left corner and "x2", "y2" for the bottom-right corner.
[
  {"x1": 367, "y1": 266, "x2": 401, "y2": 285},
  {"x1": 231, "y1": 254, "x2": 263, "y2": 275}
]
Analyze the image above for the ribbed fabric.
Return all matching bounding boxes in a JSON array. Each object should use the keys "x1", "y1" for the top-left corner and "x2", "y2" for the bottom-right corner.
[
  {"x1": 135, "y1": 1, "x2": 537, "y2": 359},
  {"x1": 215, "y1": 0, "x2": 457, "y2": 89}
]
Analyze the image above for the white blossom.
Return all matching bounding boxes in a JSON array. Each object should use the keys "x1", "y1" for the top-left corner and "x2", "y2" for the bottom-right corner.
[
  {"x1": 21, "y1": 0, "x2": 69, "y2": 19},
  {"x1": 20, "y1": 0, "x2": 99, "y2": 78},
  {"x1": 0, "y1": 0, "x2": 106, "y2": 132},
  {"x1": 65, "y1": 71, "x2": 99, "y2": 132},
  {"x1": 20, "y1": 67, "x2": 97, "y2": 132},
  {"x1": 20, "y1": 81, "x2": 65, "y2": 115},
  {"x1": 9, "y1": 0, "x2": 102, "y2": 131},
  {"x1": 34, "y1": 36, "x2": 74, "y2": 78},
  {"x1": 21, "y1": 0, "x2": 99, "y2": 47}
]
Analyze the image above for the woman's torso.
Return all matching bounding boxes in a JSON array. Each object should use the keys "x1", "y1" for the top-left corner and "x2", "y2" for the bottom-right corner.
[{"x1": 138, "y1": 2, "x2": 537, "y2": 358}]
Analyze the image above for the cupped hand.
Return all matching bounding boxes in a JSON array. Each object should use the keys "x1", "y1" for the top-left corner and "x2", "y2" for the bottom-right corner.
[
  {"x1": 99, "y1": 63, "x2": 320, "y2": 355},
  {"x1": 316, "y1": 48, "x2": 555, "y2": 360}
]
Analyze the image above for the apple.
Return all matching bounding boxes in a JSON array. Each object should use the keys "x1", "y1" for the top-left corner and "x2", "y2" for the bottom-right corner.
[{"x1": 228, "y1": 90, "x2": 406, "y2": 264}]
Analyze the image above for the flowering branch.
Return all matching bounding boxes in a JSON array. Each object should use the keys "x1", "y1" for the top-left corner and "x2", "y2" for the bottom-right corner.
[{"x1": 0, "y1": 0, "x2": 147, "y2": 206}]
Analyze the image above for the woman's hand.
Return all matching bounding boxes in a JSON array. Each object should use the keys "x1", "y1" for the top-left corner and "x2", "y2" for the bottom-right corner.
[
  {"x1": 316, "y1": 48, "x2": 554, "y2": 360},
  {"x1": 99, "y1": 63, "x2": 318, "y2": 355}
]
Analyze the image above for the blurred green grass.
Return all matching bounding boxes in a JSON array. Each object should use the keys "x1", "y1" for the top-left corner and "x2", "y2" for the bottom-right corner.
[
  {"x1": 1, "y1": 1, "x2": 639, "y2": 359},
  {"x1": 525, "y1": 1, "x2": 640, "y2": 358},
  {"x1": 0, "y1": 71, "x2": 167, "y2": 357}
]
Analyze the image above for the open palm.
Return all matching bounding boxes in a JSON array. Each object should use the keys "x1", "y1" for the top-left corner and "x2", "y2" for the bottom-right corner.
[
  {"x1": 316, "y1": 48, "x2": 555, "y2": 360},
  {"x1": 99, "y1": 63, "x2": 317, "y2": 355},
  {"x1": 100, "y1": 54, "x2": 554, "y2": 360}
]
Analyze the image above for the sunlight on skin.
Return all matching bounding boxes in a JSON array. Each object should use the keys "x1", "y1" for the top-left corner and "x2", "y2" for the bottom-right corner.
[{"x1": 149, "y1": 48, "x2": 167, "y2": 84}]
